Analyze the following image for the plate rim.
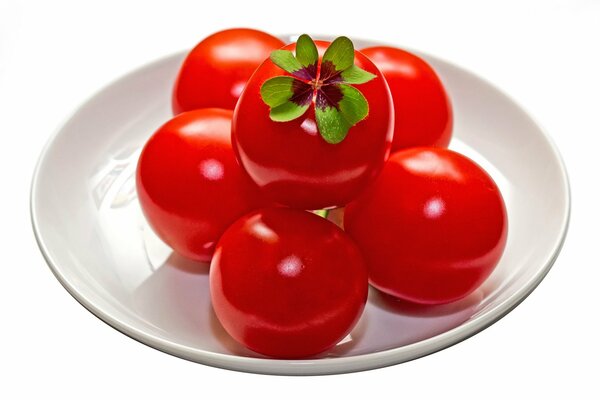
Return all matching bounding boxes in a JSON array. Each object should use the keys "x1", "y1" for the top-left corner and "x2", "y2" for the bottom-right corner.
[{"x1": 30, "y1": 38, "x2": 571, "y2": 375}]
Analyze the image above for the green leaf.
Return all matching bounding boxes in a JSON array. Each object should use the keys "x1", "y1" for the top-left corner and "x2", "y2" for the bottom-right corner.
[
  {"x1": 322, "y1": 36, "x2": 355, "y2": 73},
  {"x1": 315, "y1": 107, "x2": 350, "y2": 144},
  {"x1": 295, "y1": 34, "x2": 318, "y2": 68},
  {"x1": 270, "y1": 50, "x2": 304, "y2": 75},
  {"x1": 315, "y1": 84, "x2": 369, "y2": 144},
  {"x1": 261, "y1": 76, "x2": 311, "y2": 122},
  {"x1": 338, "y1": 84, "x2": 369, "y2": 124},
  {"x1": 270, "y1": 101, "x2": 310, "y2": 122},
  {"x1": 260, "y1": 76, "x2": 297, "y2": 107},
  {"x1": 340, "y1": 65, "x2": 376, "y2": 84},
  {"x1": 262, "y1": 34, "x2": 373, "y2": 138}
]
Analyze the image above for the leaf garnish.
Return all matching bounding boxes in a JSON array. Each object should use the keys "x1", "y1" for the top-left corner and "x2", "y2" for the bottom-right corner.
[{"x1": 260, "y1": 34, "x2": 376, "y2": 142}]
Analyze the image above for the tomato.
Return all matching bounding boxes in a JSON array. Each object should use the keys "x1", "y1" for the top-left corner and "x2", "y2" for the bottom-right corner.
[
  {"x1": 232, "y1": 40, "x2": 394, "y2": 210},
  {"x1": 172, "y1": 28, "x2": 285, "y2": 114},
  {"x1": 360, "y1": 46, "x2": 453, "y2": 151},
  {"x1": 210, "y1": 207, "x2": 368, "y2": 358},
  {"x1": 344, "y1": 148, "x2": 507, "y2": 304},
  {"x1": 136, "y1": 109, "x2": 267, "y2": 262}
]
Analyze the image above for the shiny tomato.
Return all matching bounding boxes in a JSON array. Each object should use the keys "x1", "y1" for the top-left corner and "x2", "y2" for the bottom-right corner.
[
  {"x1": 232, "y1": 40, "x2": 394, "y2": 210},
  {"x1": 361, "y1": 46, "x2": 453, "y2": 151},
  {"x1": 210, "y1": 208, "x2": 368, "y2": 358},
  {"x1": 172, "y1": 28, "x2": 285, "y2": 114},
  {"x1": 136, "y1": 109, "x2": 267, "y2": 262},
  {"x1": 344, "y1": 148, "x2": 507, "y2": 304}
]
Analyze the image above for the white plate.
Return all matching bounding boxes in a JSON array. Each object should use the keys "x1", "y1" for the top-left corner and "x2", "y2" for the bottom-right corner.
[{"x1": 31, "y1": 35, "x2": 570, "y2": 375}]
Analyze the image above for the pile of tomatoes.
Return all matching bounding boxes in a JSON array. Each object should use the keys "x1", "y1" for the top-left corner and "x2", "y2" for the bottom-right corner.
[{"x1": 136, "y1": 28, "x2": 507, "y2": 359}]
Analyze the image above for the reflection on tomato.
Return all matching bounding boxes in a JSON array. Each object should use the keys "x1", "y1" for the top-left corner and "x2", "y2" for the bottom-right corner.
[{"x1": 344, "y1": 148, "x2": 507, "y2": 304}]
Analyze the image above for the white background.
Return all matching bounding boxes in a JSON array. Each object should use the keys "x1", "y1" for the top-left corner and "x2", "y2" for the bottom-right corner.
[{"x1": 1, "y1": 0, "x2": 598, "y2": 398}]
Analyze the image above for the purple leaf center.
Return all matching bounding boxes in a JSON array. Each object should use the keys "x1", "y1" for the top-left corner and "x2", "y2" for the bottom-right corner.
[
  {"x1": 290, "y1": 79, "x2": 314, "y2": 107},
  {"x1": 289, "y1": 59, "x2": 346, "y2": 109},
  {"x1": 292, "y1": 66, "x2": 316, "y2": 82},
  {"x1": 316, "y1": 85, "x2": 343, "y2": 111},
  {"x1": 319, "y1": 60, "x2": 343, "y2": 83}
]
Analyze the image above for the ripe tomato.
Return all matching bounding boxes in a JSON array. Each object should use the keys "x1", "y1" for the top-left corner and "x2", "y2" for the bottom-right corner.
[
  {"x1": 344, "y1": 148, "x2": 507, "y2": 304},
  {"x1": 210, "y1": 208, "x2": 368, "y2": 358},
  {"x1": 232, "y1": 40, "x2": 394, "y2": 210},
  {"x1": 360, "y1": 46, "x2": 453, "y2": 151},
  {"x1": 172, "y1": 28, "x2": 285, "y2": 114},
  {"x1": 136, "y1": 109, "x2": 267, "y2": 262}
]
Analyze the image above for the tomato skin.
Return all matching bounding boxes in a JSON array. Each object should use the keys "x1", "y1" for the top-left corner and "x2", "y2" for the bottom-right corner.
[
  {"x1": 136, "y1": 109, "x2": 267, "y2": 262},
  {"x1": 232, "y1": 41, "x2": 394, "y2": 210},
  {"x1": 210, "y1": 208, "x2": 368, "y2": 358},
  {"x1": 344, "y1": 148, "x2": 507, "y2": 304},
  {"x1": 360, "y1": 46, "x2": 453, "y2": 151},
  {"x1": 172, "y1": 28, "x2": 285, "y2": 114}
]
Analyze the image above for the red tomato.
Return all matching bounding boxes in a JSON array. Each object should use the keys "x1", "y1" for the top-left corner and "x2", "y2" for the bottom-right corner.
[
  {"x1": 172, "y1": 28, "x2": 285, "y2": 114},
  {"x1": 210, "y1": 208, "x2": 368, "y2": 358},
  {"x1": 136, "y1": 109, "x2": 267, "y2": 262},
  {"x1": 361, "y1": 46, "x2": 453, "y2": 151},
  {"x1": 232, "y1": 41, "x2": 394, "y2": 210},
  {"x1": 344, "y1": 148, "x2": 507, "y2": 304}
]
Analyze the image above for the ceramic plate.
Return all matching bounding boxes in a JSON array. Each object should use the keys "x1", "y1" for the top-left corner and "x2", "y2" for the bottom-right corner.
[{"x1": 31, "y1": 35, "x2": 570, "y2": 375}]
